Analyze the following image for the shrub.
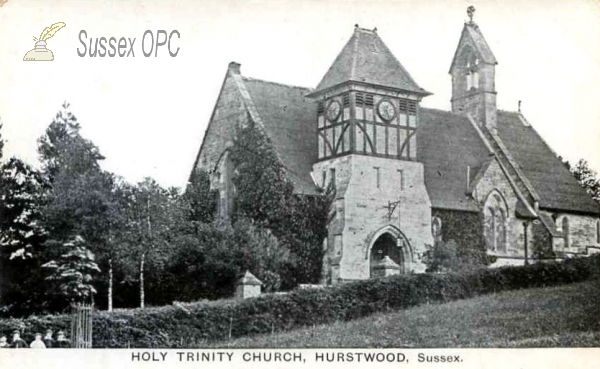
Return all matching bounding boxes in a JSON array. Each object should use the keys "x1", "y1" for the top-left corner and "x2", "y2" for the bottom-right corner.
[{"x1": 0, "y1": 255, "x2": 597, "y2": 347}]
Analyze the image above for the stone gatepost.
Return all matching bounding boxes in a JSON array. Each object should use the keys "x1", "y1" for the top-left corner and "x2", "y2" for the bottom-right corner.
[
  {"x1": 235, "y1": 270, "x2": 262, "y2": 299},
  {"x1": 371, "y1": 256, "x2": 400, "y2": 278}
]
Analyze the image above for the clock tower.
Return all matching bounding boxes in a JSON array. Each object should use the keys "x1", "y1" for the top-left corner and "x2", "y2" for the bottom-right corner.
[{"x1": 307, "y1": 26, "x2": 434, "y2": 284}]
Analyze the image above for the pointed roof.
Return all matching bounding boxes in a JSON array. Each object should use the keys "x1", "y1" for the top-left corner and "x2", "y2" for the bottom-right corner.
[
  {"x1": 310, "y1": 26, "x2": 430, "y2": 96},
  {"x1": 236, "y1": 270, "x2": 263, "y2": 286},
  {"x1": 449, "y1": 21, "x2": 497, "y2": 73}
]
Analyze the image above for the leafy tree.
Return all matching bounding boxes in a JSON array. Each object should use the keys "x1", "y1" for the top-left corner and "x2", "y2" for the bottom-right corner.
[
  {"x1": 0, "y1": 122, "x2": 48, "y2": 314},
  {"x1": 0, "y1": 120, "x2": 4, "y2": 160},
  {"x1": 230, "y1": 218, "x2": 293, "y2": 292},
  {"x1": 423, "y1": 240, "x2": 459, "y2": 273},
  {"x1": 570, "y1": 159, "x2": 600, "y2": 203},
  {"x1": 120, "y1": 178, "x2": 180, "y2": 308},
  {"x1": 42, "y1": 235, "x2": 100, "y2": 303}
]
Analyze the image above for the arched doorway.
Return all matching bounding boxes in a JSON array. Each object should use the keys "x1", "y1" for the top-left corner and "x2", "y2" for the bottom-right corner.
[{"x1": 368, "y1": 230, "x2": 411, "y2": 277}]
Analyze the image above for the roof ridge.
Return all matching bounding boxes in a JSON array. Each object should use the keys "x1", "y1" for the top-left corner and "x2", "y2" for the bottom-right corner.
[
  {"x1": 420, "y1": 107, "x2": 467, "y2": 118},
  {"x1": 241, "y1": 76, "x2": 313, "y2": 91}
]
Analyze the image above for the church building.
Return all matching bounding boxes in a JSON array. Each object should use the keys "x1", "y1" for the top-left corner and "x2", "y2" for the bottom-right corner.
[{"x1": 191, "y1": 9, "x2": 600, "y2": 284}]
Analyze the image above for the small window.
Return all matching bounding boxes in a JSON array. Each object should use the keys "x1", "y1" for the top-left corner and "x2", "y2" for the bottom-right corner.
[
  {"x1": 562, "y1": 217, "x2": 570, "y2": 248},
  {"x1": 597, "y1": 220, "x2": 600, "y2": 243},
  {"x1": 399, "y1": 99, "x2": 408, "y2": 112},
  {"x1": 355, "y1": 92, "x2": 365, "y2": 106},
  {"x1": 374, "y1": 167, "x2": 380, "y2": 189},
  {"x1": 365, "y1": 94, "x2": 374, "y2": 107},
  {"x1": 407, "y1": 101, "x2": 417, "y2": 115},
  {"x1": 398, "y1": 170, "x2": 404, "y2": 190},
  {"x1": 342, "y1": 93, "x2": 350, "y2": 107},
  {"x1": 330, "y1": 168, "x2": 336, "y2": 189},
  {"x1": 322, "y1": 170, "x2": 327, "y2": 188},
  {"x1": 432, "y1": 217, "x2": 442, "y2": 242},
  {"x1": 317, "y1": 101, "x2": 325, "y2": 114}
]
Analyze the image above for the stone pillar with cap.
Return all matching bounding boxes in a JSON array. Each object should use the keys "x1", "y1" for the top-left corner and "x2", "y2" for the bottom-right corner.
[
  {"x1": 235, "y1": 270, "x2": 263, "y2": 299},
  {"x1": 371, "y1": 256, "x2": 401, "y2": 278}
]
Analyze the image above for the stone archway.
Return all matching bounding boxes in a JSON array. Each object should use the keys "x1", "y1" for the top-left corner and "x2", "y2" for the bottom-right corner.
[{"x1": 367, "y1": 226, "x2": 412, "y2": 277}]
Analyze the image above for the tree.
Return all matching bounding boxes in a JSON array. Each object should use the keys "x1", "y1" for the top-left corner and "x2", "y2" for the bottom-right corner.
[
  {"x1": 229, "y1": 124, "x2": 333, "y2": 288},
  {"x1": 423, "y1": 240, "x2": 459, "y2": 273},
  {"x1": 0, "y1": 119, "x2": 4, "y2": 160},
  {"x1": 0, "y1": 121, "x2": 49, "y2": 313},
  {"x1": 42, "y1": 235, "x2": 100, "y2": 303},
  {"x1": 122, "y1": 178, "x2": 179, "y2": 308},
  {"x1": 570, "y1": 159, "x2": 600, "y2": 203},
  {"x1": 37, "y1": 102, "x2": 113, "y2": 309}
]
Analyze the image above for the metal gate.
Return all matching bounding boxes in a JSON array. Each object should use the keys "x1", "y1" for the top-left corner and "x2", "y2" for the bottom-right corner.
[{"x1": 71, "y1": 303, "x2": 93, "y2": 348}]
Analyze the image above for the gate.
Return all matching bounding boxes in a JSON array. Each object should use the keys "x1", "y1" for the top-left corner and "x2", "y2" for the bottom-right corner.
[{"x1": 71, "y1": 303, "x2": 93, "y2": 348}]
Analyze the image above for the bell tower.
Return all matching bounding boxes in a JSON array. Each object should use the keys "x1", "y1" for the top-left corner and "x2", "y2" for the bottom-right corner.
[
  {"x1": 308, "y1": 26, "x2": 433, "y2": 284},
  {"x1": 450, "y1": 6, "x2": 498, "y2": 132}
]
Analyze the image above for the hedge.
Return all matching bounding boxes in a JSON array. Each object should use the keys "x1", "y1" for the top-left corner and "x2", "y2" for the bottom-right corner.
[{"x1": 0, "y1": 255, "x2": 598, "y2": 347}]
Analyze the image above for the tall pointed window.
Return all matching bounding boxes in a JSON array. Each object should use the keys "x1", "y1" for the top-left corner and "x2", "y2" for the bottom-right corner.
[
  {"x1": 463, "y1": 48, "x2": 480, "y2": 91},
  {"x1": 562, "y1": 217, "x2": 570, "y2": 248},
  {"x1": 484, "y1": 190, "x2": 508, "y2": 253}
]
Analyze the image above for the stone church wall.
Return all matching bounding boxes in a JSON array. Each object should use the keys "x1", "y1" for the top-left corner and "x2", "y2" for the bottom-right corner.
[
  {"x1": 431, "y1": 208, "x2": 485, "y2": 261},
  {"x1": 473, "y1": 159, "x2": 525, "y2": 257},
  {"x1": 313, "y1": 154, "x2": 432, "y2": 282},
  {"x1": 552, "y1": 213, "x2": 600, "y2": 253},
  {"x1": 195, "y1": 73, "x2": 249, "y2": 176}
]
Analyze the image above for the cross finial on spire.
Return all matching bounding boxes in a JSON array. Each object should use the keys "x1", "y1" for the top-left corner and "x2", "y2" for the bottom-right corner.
[{"x1": 467, "y1": 6, "x2": 475, "y2": 23}]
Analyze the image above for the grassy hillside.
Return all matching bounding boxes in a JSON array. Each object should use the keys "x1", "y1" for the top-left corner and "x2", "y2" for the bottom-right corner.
[{"x1": 210, "y1": 280, "x2": 600, "y2": 348}]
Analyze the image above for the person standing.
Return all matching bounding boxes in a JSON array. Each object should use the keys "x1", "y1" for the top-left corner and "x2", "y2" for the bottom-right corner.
[
  {"x1": 55, "y1": 331, "x2": 71, "y2": 348},
  {"x1": 0, "y1": 335, "x2": 8, "y2": 348},
  {"x1": 43, "y1": 329, "x2": 55, "y2": 348},
  {"x1": 10, "y1": 330, "x2": 28, "y2": 348},
  {"x1": 29, "y1": 333, "x2": 46, "y2": 349}
]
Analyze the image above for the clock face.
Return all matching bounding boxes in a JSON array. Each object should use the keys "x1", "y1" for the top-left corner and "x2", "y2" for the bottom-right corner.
[
  {"x1": 326, "y1": 100, "x2": 341, "y2": 122},
  {"x1": 378, "y1": 100, "x2": 396, "y2": 121}
]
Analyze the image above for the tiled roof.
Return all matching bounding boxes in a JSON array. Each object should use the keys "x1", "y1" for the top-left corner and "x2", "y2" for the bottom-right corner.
[
  {"x1": 241, "y1": 77, "x2": 319, "y2": 195},
  {"x1": 312, "y1": 27, "x2": 429, "y2": 95},
  {"x1": 417, "y1": 108, "x2": 492, "y2": 211},
  {"x1": 497, "y1": 111, "x2": 600, "y2": 215},
  {"x1": 237, "y1": 77, "x2": 598, "y2": 215}
]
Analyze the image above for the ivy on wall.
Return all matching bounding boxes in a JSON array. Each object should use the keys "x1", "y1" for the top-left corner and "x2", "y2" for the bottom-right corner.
[
  {"x1": 531, "y1": 220, "x2": 555, "y2": 259},
  {"x1": 228, "y1": 123, "x2": 333, "y2": 287},
  {"x1": 431, "y1": 209, "x2": 494, "y2": 269}
]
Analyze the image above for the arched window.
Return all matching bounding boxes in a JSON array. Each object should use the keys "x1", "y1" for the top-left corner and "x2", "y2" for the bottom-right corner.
[
  {"x1": 484, "y1": 190, "x2": 509, "y2": 253},
  {"x1": 495, "y1": 209, "x2": 506, "y2": 253},
  {"x1": 562, "y1": 217, "x2": 570, "y2": 248},
  {"x1": 462, "y1": 48, "x2": 479, "y2": 91},
  {"x1": 432, "y1": 217, "x2": 442, "y2": 242}
]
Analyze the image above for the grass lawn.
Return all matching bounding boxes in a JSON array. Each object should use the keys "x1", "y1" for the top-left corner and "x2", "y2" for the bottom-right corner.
[{"x1": 209, "y1": 280, "x2": 600, "y2": 348}]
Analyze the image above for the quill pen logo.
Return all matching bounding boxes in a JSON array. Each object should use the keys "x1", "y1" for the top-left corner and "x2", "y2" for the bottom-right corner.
[{"x1": 23, "y1": 22, "x2": 66, "y2": 61}]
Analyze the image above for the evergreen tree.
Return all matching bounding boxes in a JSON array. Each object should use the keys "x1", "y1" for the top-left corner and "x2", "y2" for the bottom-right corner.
[
  {"x1": 38, "y1": 102, "x2": 112, "y2": 309},
  {"x1": 42, "y1": 235, "x2": 100, "y2": 303}
]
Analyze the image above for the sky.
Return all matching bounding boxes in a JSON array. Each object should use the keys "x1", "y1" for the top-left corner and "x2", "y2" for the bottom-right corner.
[{"x1": 0, "y1": 0, "x2": 599, "y2": 189}]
